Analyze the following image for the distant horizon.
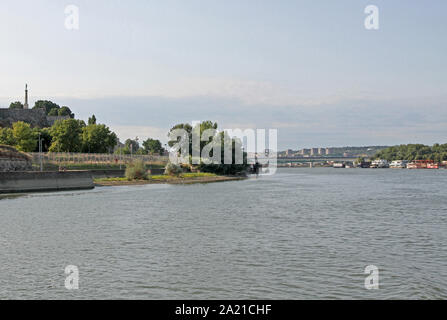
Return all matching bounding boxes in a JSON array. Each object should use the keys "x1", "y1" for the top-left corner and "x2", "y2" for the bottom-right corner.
[{"x1": 1, "y1": 92, "x2": 446, "y2": 150}]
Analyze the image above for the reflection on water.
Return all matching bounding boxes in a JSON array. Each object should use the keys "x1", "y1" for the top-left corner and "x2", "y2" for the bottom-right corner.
[{"x1": 0, "y1": 168, "x2": 447, "y2": 299}]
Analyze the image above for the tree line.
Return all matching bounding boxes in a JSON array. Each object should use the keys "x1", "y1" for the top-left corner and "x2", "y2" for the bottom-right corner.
[
  {"x1": 0, "y1": 116, "x2": 117, "y2": 153},
  {"x1": 0, "y1": 117, "x2": 166, "y2": 156},
  {"x1": 114, "y1": 138, "x2": 166, "y2": 156},
  {"x1": 373, "y1": 144, "x2": 447, "y2": 162}
]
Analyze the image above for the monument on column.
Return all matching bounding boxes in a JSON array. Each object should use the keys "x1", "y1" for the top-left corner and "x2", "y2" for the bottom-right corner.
[
  {"x1": 0, "y1": 85, "x2": 70, "y2": 128},
  {"x1": 24, "y1": 84, "x2": 29, "y2": 109}
]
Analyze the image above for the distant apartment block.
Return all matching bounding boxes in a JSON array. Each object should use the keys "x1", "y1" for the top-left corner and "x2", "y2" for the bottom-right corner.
[{"x1": 300, "y1": 149, "x2": 310, "y2": 155}]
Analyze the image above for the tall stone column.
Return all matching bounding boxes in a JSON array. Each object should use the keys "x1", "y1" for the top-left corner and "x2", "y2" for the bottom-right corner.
[{"x1": 24, "y1": 84, "x2": 29, "y2": 109}]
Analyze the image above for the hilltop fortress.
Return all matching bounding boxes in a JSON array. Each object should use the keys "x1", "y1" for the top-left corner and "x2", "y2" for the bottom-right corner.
[{"x1": 0, "y1": 85, "x2": 70, "y2": 128}]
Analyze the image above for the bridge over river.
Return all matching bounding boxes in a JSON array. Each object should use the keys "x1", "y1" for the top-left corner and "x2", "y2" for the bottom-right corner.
[{"x1": 278, "y1": 156, "x2": 358, "y2": 163}]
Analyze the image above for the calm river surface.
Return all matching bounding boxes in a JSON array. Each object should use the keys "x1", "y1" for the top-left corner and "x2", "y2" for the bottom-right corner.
[{"x1": 1, "y1": 168, "x2": 447, "y2": 299}]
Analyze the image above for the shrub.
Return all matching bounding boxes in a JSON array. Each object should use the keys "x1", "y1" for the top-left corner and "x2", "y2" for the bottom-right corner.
[
  {"x1": 125, "y1": 160, "x2": 148, "y2": 180},
  {"x1": 164, "y1": 162, "x2": 183, "y2": 176}
]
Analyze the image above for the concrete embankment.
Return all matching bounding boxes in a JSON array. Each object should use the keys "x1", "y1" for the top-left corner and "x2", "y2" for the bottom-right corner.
[{"x1": 0, "y1": 171, "x2": 94, "y2": 194}]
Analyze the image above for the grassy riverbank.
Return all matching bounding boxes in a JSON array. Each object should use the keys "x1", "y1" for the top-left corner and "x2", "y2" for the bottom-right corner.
[{"x1": 94, "y1": 172, "x2": 246, "y2": 186}]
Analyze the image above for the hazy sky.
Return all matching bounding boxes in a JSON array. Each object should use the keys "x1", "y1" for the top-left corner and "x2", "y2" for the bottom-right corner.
[{"x1": 0, "y1": 0, "x2": 446, "y2": 149}]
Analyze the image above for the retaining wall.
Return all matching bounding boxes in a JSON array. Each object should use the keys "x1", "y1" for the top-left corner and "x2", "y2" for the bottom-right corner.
[
  {"x1": 148, "y1": 168, "x2": 165, "y2": 175},
  {"x1": 0, "y1": 171, "x2": 94, "y2": 194},
  {"x1": 0, "y1": 158, "x2": 32, "y2": 172}
]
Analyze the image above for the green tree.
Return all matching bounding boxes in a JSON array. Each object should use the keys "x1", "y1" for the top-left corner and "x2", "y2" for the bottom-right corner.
[
  {"x1": 168, "y1": 123, "x2": 193, "y2": 148},
  {"x1": 58, "y1": 106, "x2": 75, "y2": 118},
  {"x1": 167, "y1": 121, "x2": 217, "y2": 156},
  {"x1": 168, "y1": 121, "x2": 249, "y2": 175},
  {"x1": 81, "y1": 124, "x2": 118, "y2": 153},
  {"x1": 0, "y1": 127, "x2": 15, "y2": 146},
  {"x1": 88, "y1": 115, "x2": 97, "y2": 125},
  {"x1": 47, "y1": 108, "x2": 59, "y2": 116},
  {"x1": 9, "y1": 101, "x2": 24, "y2": 109},
  {"x1": 12, "y1": 121, "x2": 37, "y2": 152},
  {"x1": 373, "y1": 143, "x2": 447, "y2": 162},
  {"x1": 32, "y1": 127, "x2": 52, "y2": 152},
  {"x1": 142, "y1": 138, "x2": 165, "y2": 155},
  {"x1": 135, "y1": 148, "x2": 147, "y2": 155},
  {"x1": 114, "y1": 146, "x2": 131, "y2": 155},
  {"x1": 33, "y1": 100, "x2": 60, "y2": 115},
  {"x1": 125, "y1": 139, "x2": 140, "y2": 153},
  {"x1": 49, "y1": 119, "x2": 85, "y2": 152}
]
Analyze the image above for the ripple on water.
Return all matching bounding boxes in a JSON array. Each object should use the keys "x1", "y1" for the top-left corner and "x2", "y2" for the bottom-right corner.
[{"x1": 0, "y1": 168, "x2": 447, "y2": 299}]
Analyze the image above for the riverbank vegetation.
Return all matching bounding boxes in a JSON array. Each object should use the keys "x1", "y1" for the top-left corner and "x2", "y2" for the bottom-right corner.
[
  {"x1": 167, "y1": 121, "x2": 250, "y2": 175},
  {"x1": 2, "y1": 104, "x2": 248, "y2": 177},
  {"x1": 94, "y1": 172, "x2": 244, "y2": 186},
  {"x1": 1, "y1": 100, "x2": 166, "y2": 156},
  {"x1": 373, "y1": 143, "x2": 447, "y2": 162},
  {"x1": 98, "y1": 172, "x2": 217, "y2": 182},
  {"x1": 0, "y1": 117, "x2": 118, "y2": 153},
  {"x1": 125, "y1": 160, "x2": 149, "y2": 180}
]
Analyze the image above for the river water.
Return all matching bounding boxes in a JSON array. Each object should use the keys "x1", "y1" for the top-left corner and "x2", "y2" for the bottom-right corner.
[{"x1": 1, "y1": 168, "x2": 446, "y2": 299}]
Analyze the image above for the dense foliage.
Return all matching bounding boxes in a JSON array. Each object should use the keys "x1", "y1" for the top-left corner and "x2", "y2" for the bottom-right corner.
[
  {"x1": 0, "y1": 117, "x2": 117, "y2": 153},
  {"x1": 81, "y1": 123, "x2": 118, "y2": 153},
  {"x1": 115, "y1": 138, "x2": 165, "y2": 155},
  {"x1": 9, "y1": 101, "x2": 24, "y2": 109},
  {"x1": 0, "y1": 122, "x2": 36, "y2": 152},
  {"x1": 373, "y1": 144, "x2": 447, "y2": 162},
  {"x1": 142, "y1": 138, "x2": 165, "y2": 155},
  {"x1": 49, "y1": 119, "x2": 85, "y2": 152},
  {"x1": 167, "y1": 121, "x2": 249, "y2": 175},
  {"x1": 33, "y1": 100, "x2": 75, "y2": 118}
]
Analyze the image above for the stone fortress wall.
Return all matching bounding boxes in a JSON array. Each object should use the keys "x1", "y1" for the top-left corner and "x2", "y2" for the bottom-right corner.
[{"x1": 0, "y1": 108, "x2": 70, "y2": 128}]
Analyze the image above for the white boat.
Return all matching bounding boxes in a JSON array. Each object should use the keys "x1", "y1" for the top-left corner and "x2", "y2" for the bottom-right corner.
[
  {"x1": 389, "y1": 160, "x2": 408, "y2": 169},
  {"x1": 370, "y1": 159, "x2": 389, "y2": 168}
]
